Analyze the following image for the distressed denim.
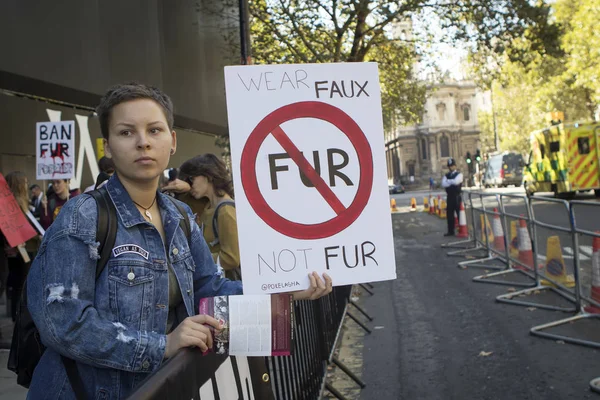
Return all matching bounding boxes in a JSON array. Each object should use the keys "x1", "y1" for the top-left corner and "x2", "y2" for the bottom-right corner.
[{"x1": 27, "y1": 176, "x2": 243, "y2": 399}]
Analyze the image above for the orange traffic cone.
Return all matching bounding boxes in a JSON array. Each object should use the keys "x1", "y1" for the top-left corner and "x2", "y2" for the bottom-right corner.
[
  {"x1": 433, "y1": 197, "x2": 438, "y2": 215},
  {"x1": 423, "y1": 197, "x2": 429, "y2": 212},
  {"x1": 515, "y1": 217, "x2": 533, "y2": 271},
  {"x1": 491, "y1": 208, "x2": 505, "y2": 251},
  {"x1": 410, "y1": 197, "x2": 417, "y2": 212},
  {"x1": 456, "y1": 201, "x2": 468, "y2": 238},
  {"x1": 391, "y1": 198, "x2": 399, "y2": 212},
  {"x1": 541, "y1": 236, "x2": 575, "y2": 288},
  {"x1": 437, "y1": 195, "x2": 442, "y2": 217},
  {"x1": 440, "y1": 200, "x2": 447, "y2": 219},
  {"x1": 584, "y1": 235, "x2": 600, "y2": 314}
]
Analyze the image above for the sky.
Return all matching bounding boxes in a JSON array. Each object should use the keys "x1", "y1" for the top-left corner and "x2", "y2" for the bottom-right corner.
[{"x1": 410, "y1": 9, "x2": 470, "y2": 82}]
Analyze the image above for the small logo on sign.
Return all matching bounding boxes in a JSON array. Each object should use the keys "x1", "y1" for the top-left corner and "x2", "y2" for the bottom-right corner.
[{"x1": 112, "y1": 244, "x2": 149, "y2": 260}]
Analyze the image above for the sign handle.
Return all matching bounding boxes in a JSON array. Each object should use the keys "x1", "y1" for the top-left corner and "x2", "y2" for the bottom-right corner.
[
  {"x1": 17, "y1": 245, "x2": 30, "y2": 263},
  {"x1": 42, "y1": 180, "x2": 48, "y2": 215}
]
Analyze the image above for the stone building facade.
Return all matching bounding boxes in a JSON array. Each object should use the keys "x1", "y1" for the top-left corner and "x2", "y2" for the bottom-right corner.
[{"x1": 385, "y1": 81, "x2": 490, "y2": 185}]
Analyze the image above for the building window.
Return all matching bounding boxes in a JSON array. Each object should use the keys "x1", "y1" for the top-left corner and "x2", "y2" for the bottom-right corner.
[
  {"x1": 463, "y1": 105, "x2": 470, "y2": 121},
  {"x1": 421, "y1": 139, "x2": 428, "y2": 160},
  {"x1": 436, "y1": 103, "x2": 446, "y2": 121},
  {"x1": 440, "y1": 135, "x2": 450, "y2": 158}
]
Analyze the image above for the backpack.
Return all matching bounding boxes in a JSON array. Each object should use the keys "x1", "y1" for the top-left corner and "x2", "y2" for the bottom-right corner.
[
  {"x1": 209, "y1": 200, "x2": 241, "y2": 281},
  {"x1": 7, "y1": 187, "x2": 191, "y2": 397}
]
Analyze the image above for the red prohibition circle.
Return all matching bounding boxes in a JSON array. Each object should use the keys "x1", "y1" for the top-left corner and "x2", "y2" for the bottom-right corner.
[{"x1": 240, "y1": 101, "x2": 373, "y2": 240}]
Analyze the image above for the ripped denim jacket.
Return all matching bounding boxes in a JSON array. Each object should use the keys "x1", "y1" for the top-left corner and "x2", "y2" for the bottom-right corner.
[{"x1": 27, "y1": 176, "x2": 242, "y2": 399}]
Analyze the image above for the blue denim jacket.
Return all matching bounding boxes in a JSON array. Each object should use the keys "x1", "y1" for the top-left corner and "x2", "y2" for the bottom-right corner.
[{"x1": 27, "y1": 176, "x2": 243, "y2": 399}]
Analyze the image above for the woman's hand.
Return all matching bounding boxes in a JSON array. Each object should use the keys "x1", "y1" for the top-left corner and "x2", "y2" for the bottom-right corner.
[
  {"x1": 164, "y1": 314, "x2": 222, "y2": 358},
  {"x1": 161, "y1": 179, "x2": 191, "y2": 194},
  {"x1": 291, "y1": 272, "x2": 333, "y2": 301}
]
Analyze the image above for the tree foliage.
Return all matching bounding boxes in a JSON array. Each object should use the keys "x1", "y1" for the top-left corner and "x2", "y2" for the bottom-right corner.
[
  {"x1": 247, "y1": 0, "x2": 559, "y2": 128},
  {"x1": 472, "y1": 0, "x2": 599, "y2": 157}
]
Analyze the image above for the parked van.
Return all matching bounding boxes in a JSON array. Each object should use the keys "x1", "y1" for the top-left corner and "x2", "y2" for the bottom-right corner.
[{"x1": 482, "y1": 152, "x2": 524, "y2": 188}]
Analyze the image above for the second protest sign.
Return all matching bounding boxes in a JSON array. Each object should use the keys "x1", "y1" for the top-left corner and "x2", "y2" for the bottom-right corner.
[
  {"x1": 225, "y1": 62, "x2": 396, "y2": 294},
  {"x1": 36, "y1": 121, "x2": 75, "y2": 180}
]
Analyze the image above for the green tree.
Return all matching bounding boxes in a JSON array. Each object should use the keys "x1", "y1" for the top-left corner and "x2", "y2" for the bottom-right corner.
[
  {"x1": 556, "y1": 0, "x2": 600, "y2": 117},
  {"x1": 247, "y1": 0, "x2": 559, "y2": 127},
  {"x1": 471, "y1": 0, "x2": 598, "y2": 157}
]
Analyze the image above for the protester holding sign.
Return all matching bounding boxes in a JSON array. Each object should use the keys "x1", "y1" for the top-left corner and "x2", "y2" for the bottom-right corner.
[
  {"x1": 39, "y1": 179, "x2": 80, "y2": 229},
  {"x1": 26, "y1": 83, "x2": 332, "y2": 399},
  {"x1": 1, "y1": 172, "x2": 40, "y2": 321}
]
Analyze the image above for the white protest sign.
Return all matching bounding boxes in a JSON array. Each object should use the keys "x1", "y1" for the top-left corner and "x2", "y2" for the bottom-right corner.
[
  {"x1": 224, "y1": 62, "x2": 397, "y2": 294},
  {"x1": 36, "y1": 121, "x2": 75, "y2": 180}
]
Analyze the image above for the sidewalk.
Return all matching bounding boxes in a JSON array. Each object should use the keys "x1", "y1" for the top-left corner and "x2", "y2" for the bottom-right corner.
[
  {"x1": 0, "y1": 293, "x2": 27, "y2": 399},
  {"x1": 0, "y1": 350, "x2": 27, "y2": 400}
]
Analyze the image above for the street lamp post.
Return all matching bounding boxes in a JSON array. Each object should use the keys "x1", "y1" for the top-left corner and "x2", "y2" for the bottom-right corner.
[
  {"x1": 490, "y1": 84, "x2": 499, "y2": 151},
  {"x1": 238, "y1": 0, "x2": 251, "y2": 65}
]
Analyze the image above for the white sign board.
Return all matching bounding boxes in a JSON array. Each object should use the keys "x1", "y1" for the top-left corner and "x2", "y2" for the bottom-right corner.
[
  {"x1": 36, "y1": 121, "x2": 75, "y2": 180},
  {"x1": 224, "y1": 62, "x2": 396, "y2": 294}
]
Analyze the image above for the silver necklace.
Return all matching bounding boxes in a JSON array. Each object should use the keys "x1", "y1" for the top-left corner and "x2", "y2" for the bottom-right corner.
[{"x1": 132, "y1": 197, "x2": 157, "y2": 222}]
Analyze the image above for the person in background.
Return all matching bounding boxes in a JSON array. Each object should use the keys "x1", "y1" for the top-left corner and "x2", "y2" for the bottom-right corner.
[
  {"x1": 29, "y1": 184, "x2": 44, "y2": 220},
  {"x1": 40, "y1": 179, "x2": 80, "y2": 229},
  {"x1": 1, "y1": 172, "x2": 40, "y2": 321},
  {"x1": 161, "y1": 172, "x2": 210, "y2": 222},
  {"x1": 441, "y1": 158, "x2": 463, "y2": 237},
  {"x1": 429, "y1": 176, "x2": 434, "y2": 190},
  {"x1": 84, "y1": 156, "x2": 116, "y2": 193},
  {"x1": 177, "y1": 154, "x2": 240, "y2": 280}
]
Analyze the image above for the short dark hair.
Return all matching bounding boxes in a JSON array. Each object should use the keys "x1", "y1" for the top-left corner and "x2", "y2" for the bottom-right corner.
[
  {"x1": 179, "y1": 154, "x2": 234, "y2": 198},
  {"x1": 96, "y1": 82, "x2": 174, "y2": 139},
  {"x1": 29, "y1": 184, "x2": 40, "y2": 191},
  {"x1": 98, "y1": 156, "x2": 115, "y2": 173}
]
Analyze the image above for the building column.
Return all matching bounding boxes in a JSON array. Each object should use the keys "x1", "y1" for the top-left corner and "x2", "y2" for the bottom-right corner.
[{"x1": 430, "y1": 135, "x2": 439, "y2": 175}]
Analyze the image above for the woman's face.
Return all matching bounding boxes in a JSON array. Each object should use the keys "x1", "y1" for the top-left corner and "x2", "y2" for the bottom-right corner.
[
  {"x1": 52, "y1": 180, "x2": 67, "y2": 196},
  {"x1": 188, "y1": 175, "x2": 211, "y2": 199},
  {"x1": 104, "y1": 98, "x2": 176, "y2": 184}
]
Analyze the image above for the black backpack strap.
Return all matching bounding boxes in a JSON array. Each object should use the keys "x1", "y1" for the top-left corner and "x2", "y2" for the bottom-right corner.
[
  {"x1": 210, "y1": 200, "x2": 235, "y2": 247},
  {"x1": 61, "y1": 186, "x2": 117, "y2": 400},
  {"x1": 166, "y1": 196, "x2": 191, "y2": 242},
  {"x1": 88, "y1": 186, "x2": 117, "y2": 278}
]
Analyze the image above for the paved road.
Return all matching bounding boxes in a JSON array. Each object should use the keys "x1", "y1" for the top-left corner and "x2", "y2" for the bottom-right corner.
[{"x1": 359, "y1": 210, "x2": 599, "y2": 400}]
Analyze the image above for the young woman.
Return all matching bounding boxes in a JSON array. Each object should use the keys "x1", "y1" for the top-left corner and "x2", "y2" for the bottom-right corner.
[
  {"x1": 176, "y1": 154, "x2": 241, "y2": 280},
  {"x1": 27, "y1": 83, "x2": 332, "y2": 399},
  {"x1": 39, "y1": 178, "x2": 80, "y2": 229},
  {"x1": 2, "y1": 172, "x2": 39, "y2": 321}
]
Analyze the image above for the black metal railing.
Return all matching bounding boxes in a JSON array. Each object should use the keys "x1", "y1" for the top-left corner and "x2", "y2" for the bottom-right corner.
[
  {"x1": 267, "y1": 285, "x2": 353, "y2": 400},
  {"x1": 128, "y1": 285, "x2": 355, "y2": 400}
]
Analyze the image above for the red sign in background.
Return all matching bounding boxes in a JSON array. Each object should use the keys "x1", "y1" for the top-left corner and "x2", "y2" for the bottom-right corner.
[
  {"x1": 0, "y1": 174, "x2": 37, "y2": 248},
  {"x1": 240, "y1": 101, "x2": 374, "y2": 240}
]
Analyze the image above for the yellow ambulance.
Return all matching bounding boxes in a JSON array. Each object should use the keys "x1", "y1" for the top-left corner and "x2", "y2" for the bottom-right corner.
[{"x1": 523, "y1": 120, "x2": 600, "y2": 197}]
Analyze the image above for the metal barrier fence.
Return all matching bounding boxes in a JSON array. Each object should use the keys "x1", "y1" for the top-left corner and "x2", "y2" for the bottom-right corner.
[
  {"x1": 529, "y1": 200, "x2": 600, "y2": 348},
  {"x1": 472, "y1": 194, "x2": 536, "y2": 287},
  {"x1": 443, "y1": 192, "x2": 490, "y2": 259},
  {"x1": 268, "y1": 284, "x2": 356, "y2": 400},
  {"x1": 127, "y1": 285, "x2": 365, "y2": 400},
  {"x1": 440, "y1": 191, "x2": 600, "y2": 350},
  {"x1": 457, "y1": 193, "x2": 507, "y2": 270},
  {"x1": 438, "y1": 190, "x2": 600, "y2": 394},
  {"x1": 497, "y1": 197, "x2": 579, "y2": 312}
]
